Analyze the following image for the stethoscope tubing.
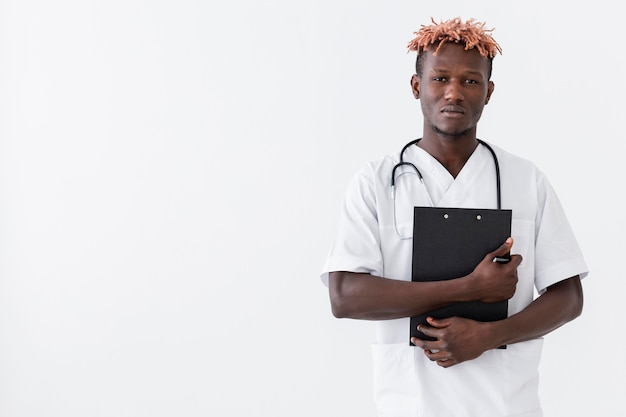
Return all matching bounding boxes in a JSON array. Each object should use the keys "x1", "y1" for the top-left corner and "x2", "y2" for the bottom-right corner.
[{"x1": 391, "y1": 138, "x2": 502, "y2": 209}]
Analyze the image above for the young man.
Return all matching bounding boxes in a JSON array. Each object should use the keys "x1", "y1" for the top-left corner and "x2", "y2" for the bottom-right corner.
[{"x1": 321, "y1": 17, "x2": 588, "y2": 417}]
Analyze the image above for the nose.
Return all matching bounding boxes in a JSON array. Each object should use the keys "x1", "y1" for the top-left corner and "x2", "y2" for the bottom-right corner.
[{"x1": 444, "y1": 81, "x2": 464, "y2": 102}]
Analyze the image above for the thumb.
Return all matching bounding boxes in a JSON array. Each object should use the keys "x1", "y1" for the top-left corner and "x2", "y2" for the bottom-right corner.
[{"x1": 489, "y1": 237, "x2": 513, "y2": 261}]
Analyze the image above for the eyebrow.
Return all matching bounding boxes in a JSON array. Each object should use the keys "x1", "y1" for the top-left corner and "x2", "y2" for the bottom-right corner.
[{"x1": 430, "y1": 68, "x2": 485, "y2": 77}]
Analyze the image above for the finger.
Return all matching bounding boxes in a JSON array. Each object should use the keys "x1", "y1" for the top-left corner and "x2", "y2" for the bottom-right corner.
[
  {"x1": 416, "y1": 324, "x2": 439, "y2": 339},
  {"x1": 508, "y1": 253, "x2": 523, "y2": 267},
  {"x1": 437, "y1": 358, "x2": 456, "y2": 368},
  {"x1": 410, "y1": 337, "x2": 428, "y2": 348},
  {"x1": 425, "y1": 316, "x2": 451, "y2": 328},
  {"x1": 423, "y1": 348, "x2": 446, "y2": 362},
  {"x1": 490, "y1": 237, "x2": 513, "y2": 260},
  {"x1": 411, "y1": 338, "x2": 439, "y2": 356}
]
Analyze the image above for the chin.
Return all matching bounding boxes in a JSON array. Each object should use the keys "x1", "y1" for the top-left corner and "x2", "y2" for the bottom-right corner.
[{"x1": 433, "y1": 126, "x2": 472, "y2": 137}]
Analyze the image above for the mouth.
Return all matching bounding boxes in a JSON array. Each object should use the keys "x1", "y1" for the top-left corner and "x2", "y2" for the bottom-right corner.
[{"x1": 440, "y1": 105, "x2": 465, "y2": 115}]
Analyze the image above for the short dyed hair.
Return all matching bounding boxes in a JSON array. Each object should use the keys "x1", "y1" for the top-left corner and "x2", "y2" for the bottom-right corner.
[{"x1": 408, "y1": 17, "x2": 502, "y2": 78}]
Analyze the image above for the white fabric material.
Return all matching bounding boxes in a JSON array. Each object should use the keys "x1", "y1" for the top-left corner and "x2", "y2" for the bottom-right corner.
[{"x1": 321, "y1": 143, "x2": 588, "y2": 417}]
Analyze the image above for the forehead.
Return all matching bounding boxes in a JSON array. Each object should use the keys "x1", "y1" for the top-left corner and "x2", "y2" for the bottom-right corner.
[{"x1": 422, "y1": 43, "x2": 491, "y2": 74}]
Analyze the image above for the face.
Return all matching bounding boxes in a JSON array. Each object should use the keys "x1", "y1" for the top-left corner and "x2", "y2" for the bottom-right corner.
[{"x1": 411, "y1": 43, "x2": 495, "y2": 138}]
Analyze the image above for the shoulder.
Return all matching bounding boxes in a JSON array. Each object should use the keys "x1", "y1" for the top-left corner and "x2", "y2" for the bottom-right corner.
[
  {"x1": 350, "y1": 149, "x2": 401, "y2": 184},
  {"x1": 485, "y1": 142, "x2": 537, "y2": 170},
  {"x1": 484, "y1": 142, "x2": 547, "y2": 182},
  {"x1": 339, "y1": 149, "x2": 401, "y2": 207},
  {"x1": 485, "y1": 142, "x2": 559, "y2": 212}
]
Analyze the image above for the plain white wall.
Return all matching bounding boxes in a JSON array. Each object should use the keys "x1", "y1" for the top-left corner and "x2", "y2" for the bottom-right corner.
[{"x1": 0, "y1": 1, "x2": 622, "y2": 416}]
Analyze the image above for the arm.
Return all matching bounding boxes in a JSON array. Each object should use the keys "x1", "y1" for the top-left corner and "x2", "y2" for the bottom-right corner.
[
  {"x1": 413, "y1": 275, "x2": 583, "y2": 367},
  {"x1": 329, "y1": 238, "x2": 521, "y2": 320},
  {"x1": 491, "y1": 275, "x2": 583, "y2": 344}
]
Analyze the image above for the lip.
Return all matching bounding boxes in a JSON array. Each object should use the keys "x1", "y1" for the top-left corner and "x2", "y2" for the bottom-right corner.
[{"x1": 440, "y1": 105, "x2": 465, "y2": 115}]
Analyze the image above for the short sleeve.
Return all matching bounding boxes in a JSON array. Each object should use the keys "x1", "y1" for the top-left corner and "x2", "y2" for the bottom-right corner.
[
  {"x1": 534, "y1": 172, "x2": 589, "y2": 293},
  {"x1": 320, "y1": 166, "x2": 383, "y2": 287}
]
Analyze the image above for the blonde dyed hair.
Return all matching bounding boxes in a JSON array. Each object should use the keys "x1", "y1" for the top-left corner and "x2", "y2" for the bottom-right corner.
[
  {"x1": 408, "y1": 17, "x2": 502, "y2": 58},
  {"x1": 408, "y1": 17, "x2": 502, "y2": 77}
]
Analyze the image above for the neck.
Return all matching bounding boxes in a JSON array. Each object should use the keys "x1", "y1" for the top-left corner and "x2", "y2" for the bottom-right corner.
[{"x1": 417, "y1": 135, "x2": 479, "y2": 178}]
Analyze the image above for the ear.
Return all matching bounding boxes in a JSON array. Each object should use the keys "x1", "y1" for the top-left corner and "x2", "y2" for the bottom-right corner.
[
  {"x1": 485, "y1": 81, "x2": 495, "y2": 104},
  {"x1": 410, "y1": 74, "x2": 420, "y2": 99}
]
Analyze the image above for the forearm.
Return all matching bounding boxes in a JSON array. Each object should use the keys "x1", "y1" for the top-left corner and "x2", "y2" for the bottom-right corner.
[
  {"x1": 329, "y1": 271, "x2": 474, "y2": 320},
  {"x1": 487, "y1": 276, "x2": 583, "y2": 348},
  {"x1": 329, "y1": 238, "x2": 519, "y2": 321}
]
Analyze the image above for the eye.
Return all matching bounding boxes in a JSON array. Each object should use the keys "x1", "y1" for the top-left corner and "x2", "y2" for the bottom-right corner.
[
  {"x1": 433, "y1": 77, "x2": 447, "y2": 82},
  {"x1": 464, "y1": 79, "x2": 478, "y2": 85}
]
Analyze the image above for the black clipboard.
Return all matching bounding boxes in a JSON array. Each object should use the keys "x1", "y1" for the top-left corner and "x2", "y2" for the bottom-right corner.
[{"x1": 409, "y1": 207, "x2": 511, "y2": 346}]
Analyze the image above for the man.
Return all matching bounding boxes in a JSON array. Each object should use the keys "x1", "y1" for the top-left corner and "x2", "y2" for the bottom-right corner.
[{"x1": 321, "y1": 17, "x2": 588, "y2": 417}]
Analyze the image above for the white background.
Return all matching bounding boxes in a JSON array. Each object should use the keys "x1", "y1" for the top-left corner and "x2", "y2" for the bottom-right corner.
[{"x1": 0, "y1": 1, "x2": 622, "y2": 416}]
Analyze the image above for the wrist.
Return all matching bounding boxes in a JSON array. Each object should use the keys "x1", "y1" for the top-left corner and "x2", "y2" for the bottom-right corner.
[
  {"x1": 457, "y1": 273, "x2": 477, "y2": 303},
  {"x1": 484, "y1": 320, "x2": 508, "y2": 349}
]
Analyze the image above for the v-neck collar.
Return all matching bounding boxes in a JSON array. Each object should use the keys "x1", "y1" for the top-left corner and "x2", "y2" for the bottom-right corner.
[{"x1": 405, "y1": 143, "x2": 491, "y2": 207}]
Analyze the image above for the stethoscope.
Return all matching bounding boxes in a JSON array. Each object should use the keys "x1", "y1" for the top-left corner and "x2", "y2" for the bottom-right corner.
[{"x1": 391, "y1": 138, "x2": 502, "y2": 239}]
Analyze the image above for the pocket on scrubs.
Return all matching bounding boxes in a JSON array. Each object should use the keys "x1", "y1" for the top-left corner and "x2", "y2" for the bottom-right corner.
[
  {"x1": 501, "y1": 338, "x2": 544, "y2": 416},
  {"x1": 371, "y1": 339, "x2": 544, "y2": 417},
  {"x1": 414, "y1": 348, "x2": 507, "y2": 417},
  {"x1": 371, "y1": 343, "x2": 418, "y2": 417}
]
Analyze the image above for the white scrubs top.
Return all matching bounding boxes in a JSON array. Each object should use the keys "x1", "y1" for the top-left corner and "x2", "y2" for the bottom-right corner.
[{"x1": 321, "y1": 143, "x2": 588, "y2": 417}]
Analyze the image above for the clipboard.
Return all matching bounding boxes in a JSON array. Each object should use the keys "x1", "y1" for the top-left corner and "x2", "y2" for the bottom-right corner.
[{"x1": 409, "y1": 207, "x2": 511, "y2": 346}]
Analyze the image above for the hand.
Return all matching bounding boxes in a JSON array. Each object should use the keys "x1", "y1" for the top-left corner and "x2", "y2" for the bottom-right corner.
[
  {"x1": 469, "y1": 237, "x2": 522, "y2": 303},
  {"x1": 410, "y1": 316, "x2": 493, "y2": 368}
]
